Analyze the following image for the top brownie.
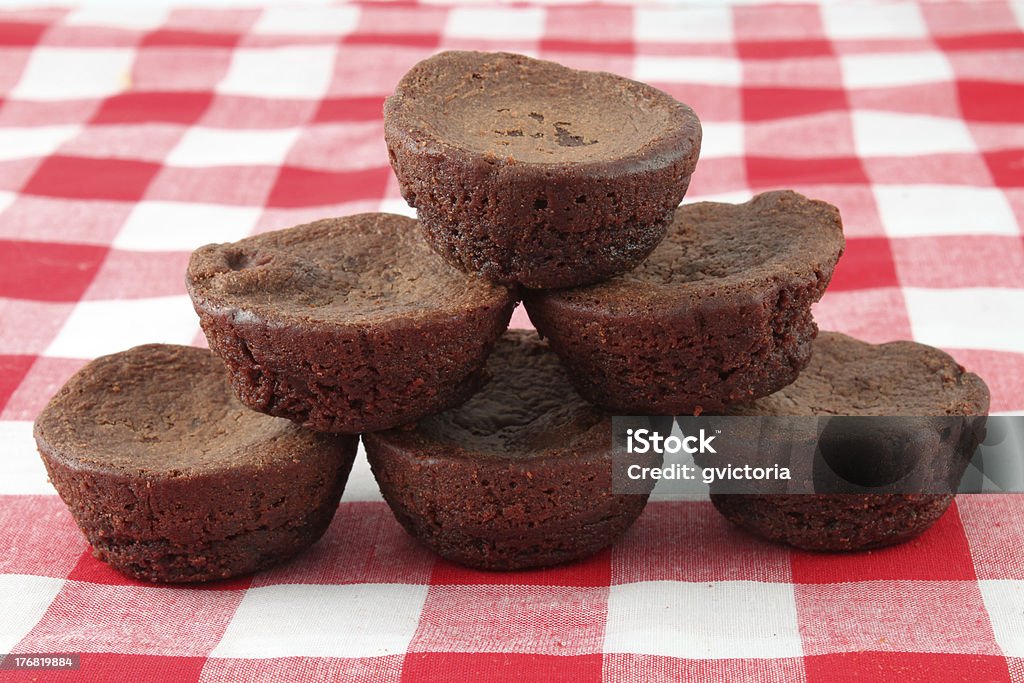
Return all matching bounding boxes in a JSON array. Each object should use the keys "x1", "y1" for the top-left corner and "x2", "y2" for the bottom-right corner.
[{"x1": 385, "y1": 51, "x2": 702, "y2": 288}]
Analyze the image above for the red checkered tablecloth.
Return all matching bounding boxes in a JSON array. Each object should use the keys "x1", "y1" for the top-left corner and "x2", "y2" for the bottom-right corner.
[{"x1": 1, "y1": 2, "x2": 1023, "y2": 681}]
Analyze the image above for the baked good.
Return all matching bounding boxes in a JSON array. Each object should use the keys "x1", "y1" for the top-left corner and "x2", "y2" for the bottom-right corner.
[
  {"x1": 384, "y1": 50, "x2": 702, "y2": 289},
  {"x1": 363, "y1": 330, "x2": 652, "y2": 570},
  {"x1": 34, "y1": 345, "x2": 358, "y2": 583},
  {"x1": 709, "y1": 331, "x2": 990, "y2": 551},
  {"x1": 525, "y1": 191, "x2": 844, "y2": 415},
  {"x1": 186, "y1": 213, "x2": 517, "y2": 433}
]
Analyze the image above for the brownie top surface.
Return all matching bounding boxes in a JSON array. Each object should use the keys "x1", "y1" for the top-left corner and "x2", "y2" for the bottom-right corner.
[
  {"x1": 543, "y1": 191, "x2": 844, "y2": 308},
  {"x1": 730, "y1": 332, "x2": 990, "y2": 417},
  {"x1": 187, "y1": 213, "x2": 514, "y2": 325},
  {"x1": 35, "y1": 344, "x2": 326, "y2": 475},
  {"x1": 380, "y1": 330, "x2": 609, "y2": 459},
  {"x1": 385, "y1": 50, "x2": 700, "y2": 166}
]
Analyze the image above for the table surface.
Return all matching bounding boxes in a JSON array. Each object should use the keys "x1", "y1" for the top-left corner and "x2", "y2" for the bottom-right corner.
[{"x1": 1, "y1": 2, "x2": 1023, "y2": 682}]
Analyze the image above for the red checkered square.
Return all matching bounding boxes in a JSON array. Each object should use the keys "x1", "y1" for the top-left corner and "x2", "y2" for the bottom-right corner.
[
  {"x1": 0, "y1": 239, "x2": 107, "y2": 301},
  {"x1": 327, "y1": 44, "x2": 435, "y2": 97},
  {"x1": 827, "y1": 236, "x2": 900, "y2": 291},
  {"x1": 253, "y1": 502, "x2": 435, "y2": 587},
  {"x1": 284, "y1": 121, "x2": 387, "y2": 172},
  {"x1": 0, "y1": 299, "x2": 74, "y2": 355},
  {"x1": 200, "y1": 656, "x2": 404, "y2": 683},
  {"x1": 1, "y1": 356, "x2": 86, "y2": 421},
  {"x1": 16, "y1": 579, "x2": 245, "y2": 655},
  {"x1": 612, "y1": 501, "x2": 792, "y2": 584},
  {"x1": 734, "y1": 4, "x2": 828, "y2": 42},
  {"x1": 742, "y1": 87, "x2": 848, "y2": 122},
  {"x1": 813, "y1": 287, "x2": 914, "y2": 342},
  {"x1": 746, "y1": 156, "x2": 869, "y2": 190},
  {"x1": 145, "y1": 165, "x2": 278, "y2": 206},
  {"x1": 25, "y1": 654, "x2": 208, "y2": 683},
  {"x1": 199, "y1": 96, "x2": 316, "y2": 129},
  {"x1": 685, "y1": 157, "x2": 748, "y2": 198},
  {"x1": 0, "y1": 158, "x2": 43, "y2": 192},
  {"x1": 922, "y1": 2, "x2": 1019, "y2": 37},
  {"x1": 861, "y1": 153, "x2": 993, "y2": 187},
  {"x1": 985, "y1": 149, "x2": 1024, "y2": 187},
  {"x1": 408, "y1": 584, "x2": 607, "y2": 655},
  {"x1": 92, "y1": 91, "x2": 213, "y2": 125},
  {"x1": 804, "y1": 652, "x2": 1011, "y2": 683},
  {"x1": 403, "y1": 653, "x2": 602, "y2": 683},
  {"x1": 266, "y1": 165, "x2": 391, "y2": 208},
  {"x1": 0, "y1": 48, "x2": 38, "y2": 94},
  {"x1": 958, "y1": 496, "x2": 1024, "y2": 580},
  {"x1": 0, "y1": 20, "x2": 46, "y2": 47},
  {"x1": 848, "y1": 81, "x2": 962, "y2": 119},
  {"x1": 958, "y1": 81, "x2": 1024, "y2": 123},
  {"x1": 891, "y1": 235, "x2": 1024, "y2": 289},
  {"x1": 356, "y1": 4, "x2": 447, "y2": 38},
  {"x1": 0, "y1": 355, "x2": 34, "y2": 411},
  {"x1": 604, "y1": 654, "x2": 806, "y2": 683},
  {"x1": 22, "y1": 155, "x2": 160, "y2": 201},
  {"x1": 744, "y1": 111, "x2": 856, "y2": 159},
  {"x1": 743, "y1": 55, "x2": 843, "y2": 89},
  {"x1": 796, "y1": 579, "x2": 1001, "y2": 656},
  {"x1": 791, "y1": 501, "x2": 975, "y2": 583},
  {"x1": 0, "y1": 496, "x2": 84, "y2": 578},
  {"x1": 313, "y1": 95, "x2": 385, "y2": 123},
  {"x1": 131, "y1": 46, "x2": 233, "y2": 92},
  {"x1": 82, "y1": 249, "x2": 189, "y2": 300}
]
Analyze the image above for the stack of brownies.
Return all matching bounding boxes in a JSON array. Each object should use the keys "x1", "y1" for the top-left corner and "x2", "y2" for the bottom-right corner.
[{"x1": 34, "y1": 52, "x2": 989, "y2": 583}]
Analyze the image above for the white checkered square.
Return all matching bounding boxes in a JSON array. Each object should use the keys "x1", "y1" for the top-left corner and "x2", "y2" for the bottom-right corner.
[
  {"x1": 840, "y1": 52, "x2": 953, "y2": 89},
  {"x1": 252, "y1": 6, "x2": 361, "y2": 35},
  {"x1": 166, "y1": 127, "x2": 300, "y2": 168},
  {"x1": 211, "y1": 584, "x2": 429, "y2": 658},
  {"x1": 980, "y1": 580, "x2": 1024, "y2": 657},
  {"x1": 699, "y1": 122, "x2": 744, "y2": 159},
  {"x1": 874, "y1": 185, "x2": 1019, "y2": 237},
  {"x1": 445, "y1": 7, "x2": 545, "y2": 40},
  {"x1": 64, "y1": 7, "x2": 170, "y2": 31},
  {"x1": 634, "y1": 56, "x2": 742, "y2": 86},
  {"x1": 114, "y1": 201, "x2": 261, "y2": 251},
  {"x1": 11, "y1": 48, "x2": 134, "y2": 102},
  {"x1": 218, "y1": 47, "x2": 336, "y2": 99},
  {"x1": 44, "y1": 296, "x2": 200, "y2": 359},
  {"x1": 0, "y1": 126, "x2": 80, "y2": 162},
  {"x1": 0, "y1": 574, "x2": 63, "y2": 652},
  {"x1": 634, "y1": 7, "x2": 733, "y2": 42},
  {"x1": 852, "y1": 112, "x2": 975, "y2": 157},
  {"x1": 0, "y1": 421, "x2": 52, "y2": 496},
  {"x1": 904, "y1": 287, "x2": 1024, "y2": 354},
  {"x1": 821, "y1": 3, "x2": 927, "y2": 40},
  {"x1": 604, "y1": 581, "x2": 802, "y2": 659}
]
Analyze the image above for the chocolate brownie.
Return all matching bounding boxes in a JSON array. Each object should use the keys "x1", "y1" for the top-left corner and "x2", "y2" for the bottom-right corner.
[
  {"x1": 34, "y1": 345, "x2": 358, "y2": 583},
  {"x1": 363, "y1": 330, "x2": 651, "y2": 571},
  {"x1": 710, "y1": 332, "x2": 990, "y2": 551},
  {"x1": 187, "y1": 213, "x2": 517, "y2": 433},
  {"x1": 384, "y1": 51, "x2": 702, "y2": 289},
  {"x1": 525, "y1": 191, "x2": 844, "y2": 415}
]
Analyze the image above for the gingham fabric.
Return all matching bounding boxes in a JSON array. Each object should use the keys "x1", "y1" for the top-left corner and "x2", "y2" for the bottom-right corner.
[{"x1": 1, "y1": 2, "x2": 1023, "y2": 681}]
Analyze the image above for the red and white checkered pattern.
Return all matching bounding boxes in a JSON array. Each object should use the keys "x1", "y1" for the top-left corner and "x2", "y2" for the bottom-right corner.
[{"x1": 1, "y1": 2, "x2": 1023, "y2": 681}]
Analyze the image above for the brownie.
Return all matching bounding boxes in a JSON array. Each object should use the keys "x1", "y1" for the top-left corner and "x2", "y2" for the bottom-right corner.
[
  {"x1": 384, "y1": 50, "x2": 702, "y2": 289},
  {"x1": 710, "y1": 331, "x2": 990, "y2": 551},
  {"x1": 34, "y1": 345, "x2": 358, "y2": 583},
  {"x1": 525, "y1": 191, "x2": 845, "y2": 415},
  {"x1": 186, "y1": 213, "x2": 517, "y2": 433},
  {"x1": 362, "y1": 330, "x2": 651, "y2": 571}
]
